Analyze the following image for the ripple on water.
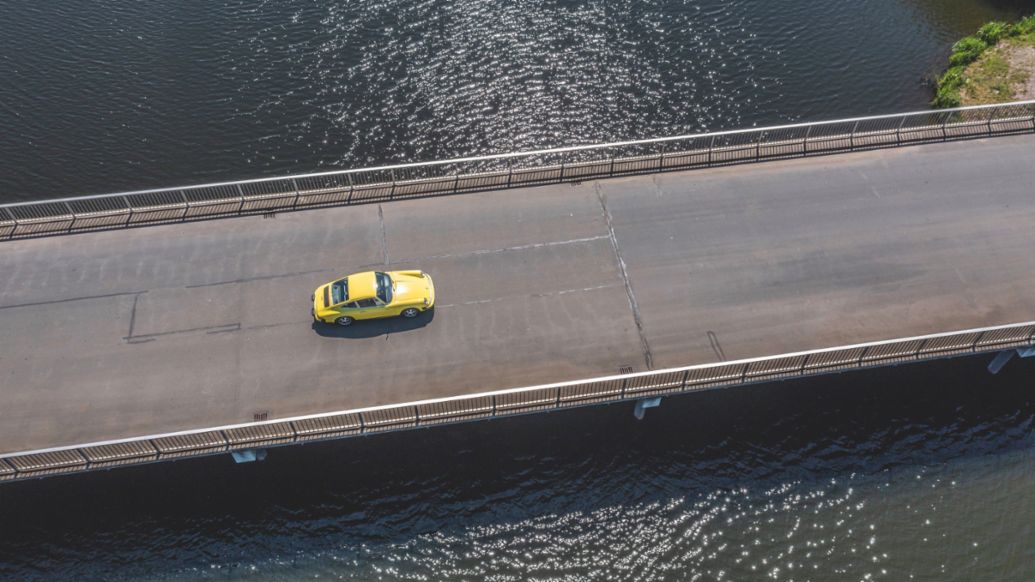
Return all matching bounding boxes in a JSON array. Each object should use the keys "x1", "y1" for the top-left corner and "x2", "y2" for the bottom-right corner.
[{"x1": 1, "y1": 358, "x2": 1034, "y2": 580}]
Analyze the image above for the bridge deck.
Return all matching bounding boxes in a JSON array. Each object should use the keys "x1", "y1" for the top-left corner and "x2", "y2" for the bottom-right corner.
[{"x1": 2, "y1": 135, "x2": 1035, "y2": 455}]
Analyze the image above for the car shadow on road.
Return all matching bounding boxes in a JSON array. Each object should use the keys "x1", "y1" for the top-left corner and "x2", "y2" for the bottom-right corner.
[{"x1": 312, "y1": 309, "x2": 435, "y2": 338}]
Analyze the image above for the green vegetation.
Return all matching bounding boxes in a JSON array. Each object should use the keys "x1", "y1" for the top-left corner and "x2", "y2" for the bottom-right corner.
[
  {"x1": 933, "y1": 14, "x2": 1035, "y2": 108},
  {"x1": 977, "y1": 21, "x2": 1007, "y2": 45}
]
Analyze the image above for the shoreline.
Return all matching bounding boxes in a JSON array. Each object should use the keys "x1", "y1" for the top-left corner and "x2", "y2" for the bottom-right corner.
[{"x1": 934, "y1": 15, "x2": 1035, "y2": 107}]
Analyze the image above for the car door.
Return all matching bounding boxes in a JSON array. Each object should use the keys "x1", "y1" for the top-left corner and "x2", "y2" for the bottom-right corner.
[
  {"x1": 367, "y1": 297, "x2": 397, "y2": 319},
  {"x1": 372, "y1": 297, "x2": 400, "y2": 317},
  {"x1": 352, "y1": 298, "x2": 380, "y2": 320},
  {"x1": 337, "y1": 300, "x2": 361, "y2": 320}
]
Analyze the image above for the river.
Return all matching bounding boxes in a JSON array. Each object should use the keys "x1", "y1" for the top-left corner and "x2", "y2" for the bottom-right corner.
[
  {"x1": 0, "y1": 0, "x2": 1030, "y2": 203},
  {"x1": 1, "y1": 0, "x2": 1034, "y2": 579}
]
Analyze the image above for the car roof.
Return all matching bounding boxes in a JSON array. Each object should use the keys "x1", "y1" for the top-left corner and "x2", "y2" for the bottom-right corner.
[{"x1": 347, "y1": 271, "x2": 378, "y2": 301}]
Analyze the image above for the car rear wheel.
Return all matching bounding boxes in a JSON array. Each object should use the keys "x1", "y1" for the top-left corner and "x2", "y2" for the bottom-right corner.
[
  {"x1": 334, "y1": 316, "x2": 354, "y2": 326},
  {"x1": 400, "y1": 307, "x2": 420, "y2": 318}
]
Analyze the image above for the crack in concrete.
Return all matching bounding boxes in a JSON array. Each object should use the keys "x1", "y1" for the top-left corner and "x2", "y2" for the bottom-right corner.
[
  {"x1": 378, "y1": 204, "x2": 389, "y2": 265},
  {"x1": 0, "y1": 290, "x2": 147, "y2": 311},
  {"x1": 125, "y1": 323, "x2": 241, "y2": 343},
  {"x1": 707, "y1": 330, "x2": 727, "y2": 362},
  {"x1": 596, "y1": 184, "x2": 654, "y2": 371},
  {"x1": 128, "y1": 293, "x2": 140, "y2": 338}
]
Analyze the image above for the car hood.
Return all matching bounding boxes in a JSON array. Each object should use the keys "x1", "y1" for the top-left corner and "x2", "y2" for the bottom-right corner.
[{"x1": 391, "y1": 271, "x2": 433, "y2": 304}]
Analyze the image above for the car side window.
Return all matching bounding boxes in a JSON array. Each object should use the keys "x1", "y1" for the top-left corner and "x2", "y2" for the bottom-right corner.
[
  {"x1": 355, "y1": 298, "x2": 378, "y2": 308},
  {"x1": 342, "y1": 301, "x2": 358, "y2": 309}
]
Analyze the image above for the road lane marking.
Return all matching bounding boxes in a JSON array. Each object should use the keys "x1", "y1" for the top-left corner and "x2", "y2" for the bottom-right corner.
[
  {"x1": 436, "y1": 283, "x2": 620, "y2": 308},
  {"x1": 387, "y1": 234, "x2": 610, "y2": 264},
  {"x1": 184, "y1": 269, "x2": 330, "y2": 289}
]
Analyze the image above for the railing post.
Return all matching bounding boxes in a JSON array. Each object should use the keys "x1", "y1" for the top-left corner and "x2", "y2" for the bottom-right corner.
[
  {"x1": 414, "y1": 405, "x2": 420, "y2": 425},
  {"x1": 971, "y1": 331, "x2": 986, "y2": 352},
  {"x1": 491, "y1": 394, "x2": 497, "y2": 417},
  {"x1": 897, "y1": 115, "x2": 906, "y2": 145},
  {"x1": 122, "y1": 195, "x2": 133, "y2": 225},
  {"x1": 940, "y1": 112, "x2": 949, "y2": 141},
  {"x1": 7, "y1": 208, "x2": 18, "y2": 238},
  {"x1": 236, "y1": 184, "x2": 246, "y2": 214},
  {"x1": 850, "y1": 121, "x2": 859, "y2": 150},
  {"x1": 986, "y1": 106, "x2": 999, "y2": 135},
  {"x1": 65, "y1": 202, "x2": 76, "y2": 232},
  {"x1": 345, "y1": 172, "x2": 355, "y2": 204},
  {"x1": 707, "y1": 135, "x2": 715, "y2": 167},
  {"x1": 559, "y1": 162, "x2": 565, "y2": 183},
  {"x1": 913, "y1": 339, "x2": 927, "y2": 360},
  {"x1": 290, "y1": 178, "x2": 301, "y2": 209},
  {"x1": 389, "y1": 169, "x2": 397, "y2": 200},
  {"x1": 680, "y1": 369, "x2": 690, "y2": 390},
  {"x1": 755, "y1": 132, "x2": 762, "y2": 160},
  {"x1": 803, "y1": 126, "x2": 812, "y2": 155},
  {"x1": 609, "y1": 155, "x2": 615, "y2": 177},
  {"x1": 506, "y1": 159, "x2": 513, "y2": 188}
]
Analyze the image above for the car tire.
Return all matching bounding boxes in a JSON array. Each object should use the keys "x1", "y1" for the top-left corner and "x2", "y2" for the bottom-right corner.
[
  {"x1": 334, "y1": 316, "x2": 354, "y2": 326},
  {"x1": 401, "y1": 307, "x2": 420, "y2": 318}
]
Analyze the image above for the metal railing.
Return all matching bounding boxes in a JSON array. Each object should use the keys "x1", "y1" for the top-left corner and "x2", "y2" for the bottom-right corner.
[
  {"x1": 1, "y1": 319, "x2": 1033, "y2": 482},
  {"x1": 2, "y1": 100, "x2": 1034, "y2": 241}
]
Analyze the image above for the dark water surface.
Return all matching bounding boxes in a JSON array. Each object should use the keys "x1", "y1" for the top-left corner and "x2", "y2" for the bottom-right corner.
[
  {"x1": 4, "y1": 0, "x2": 1035, "y2": 579},
  {"x1": 0, "y1": 0, "x2": 1030, "y2": 203},
  {"x1": 2, "y1": 358, "x2": 1035, "y2": 580}
]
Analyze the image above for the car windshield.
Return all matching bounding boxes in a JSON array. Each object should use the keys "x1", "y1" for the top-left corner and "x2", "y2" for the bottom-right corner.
[
  {"x1": 330, "y1": 278, "x2": 348, "y2": 304},
  {"x1": 375, "y1": 272, "x2": 393, "y2": 304}
]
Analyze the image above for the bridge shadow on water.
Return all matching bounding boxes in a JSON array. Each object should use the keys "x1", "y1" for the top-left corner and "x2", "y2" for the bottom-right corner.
[
  {"x1": 1, "y1": 354, "x2": 1034, "y2": 578},
  {"x1": 311, "y1": 308, "x2": 435, "y2": 338}
]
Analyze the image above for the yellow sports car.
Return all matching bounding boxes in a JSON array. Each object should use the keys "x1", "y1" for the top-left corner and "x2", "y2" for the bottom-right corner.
[{"x1": 312, "y1": 270, "x2": 435, "y2": 326}]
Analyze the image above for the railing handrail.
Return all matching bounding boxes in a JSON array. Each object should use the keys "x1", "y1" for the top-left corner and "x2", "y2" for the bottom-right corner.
[{"x1": 3, "y1": 99, "x2": 1034, "y2": 210}]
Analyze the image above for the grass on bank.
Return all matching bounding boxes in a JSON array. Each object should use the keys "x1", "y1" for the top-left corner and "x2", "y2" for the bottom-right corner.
[{"x1": 933, "y1": 14, "x2": 1035, "y2": 108}]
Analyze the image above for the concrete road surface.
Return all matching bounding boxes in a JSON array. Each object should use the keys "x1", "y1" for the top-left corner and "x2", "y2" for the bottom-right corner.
[{"x1": 2, "y1": 134, "x2": 1035, "y2": 454}]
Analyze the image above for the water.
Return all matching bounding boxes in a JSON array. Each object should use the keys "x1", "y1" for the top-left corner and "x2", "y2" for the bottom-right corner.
[
  {"x1": 3, "y1": 0, "x2": 1035, "y2": 579},
  {"x1": 0, "y1": 0, "x2": 1029, "y2": 203},
  {"x1": 1, "y1": 358, "x2": 1034, "y2": 580}
]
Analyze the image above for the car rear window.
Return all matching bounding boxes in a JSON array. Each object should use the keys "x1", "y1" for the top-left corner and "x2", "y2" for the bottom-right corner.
[{"x1": 331, "y1": 278, "x2": 348, "y2": 304}]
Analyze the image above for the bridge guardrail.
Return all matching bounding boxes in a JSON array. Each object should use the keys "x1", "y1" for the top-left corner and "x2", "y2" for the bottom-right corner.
[
  {"x1": 2, "y1": 101, "x2": 1034, "y2": 240},
  {"x1": 2, "y1": 320, "x2": 1033, "y2": 482}
]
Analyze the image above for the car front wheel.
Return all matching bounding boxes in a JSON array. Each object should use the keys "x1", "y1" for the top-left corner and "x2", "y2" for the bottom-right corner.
[
  {"x1": 400, "y1": 307, "x2": 420, "y2": 318},
  {"x1": 334, "y1": 316, "x2": 354, "y2": 326}
]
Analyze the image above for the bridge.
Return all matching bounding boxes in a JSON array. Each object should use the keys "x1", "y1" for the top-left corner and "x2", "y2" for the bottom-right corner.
[{"x1": 1, "y1": 102, "x2": 1034, "y2": 482}]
